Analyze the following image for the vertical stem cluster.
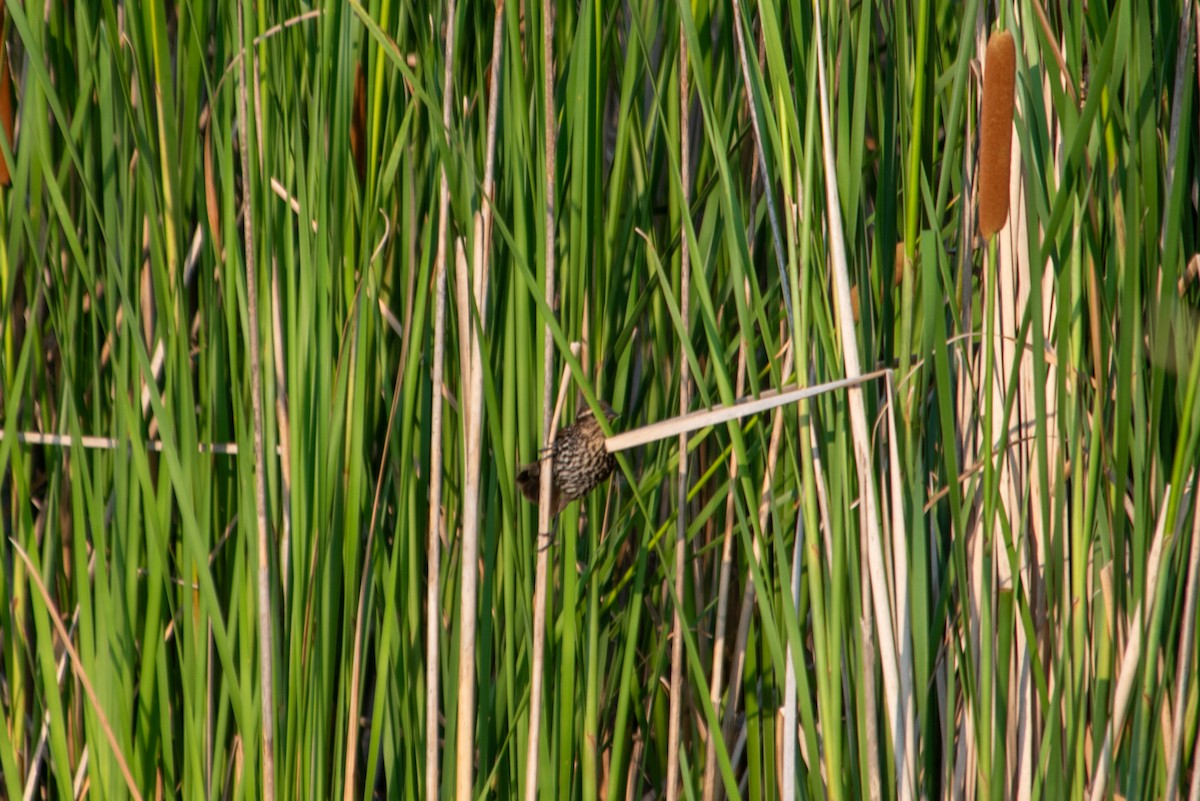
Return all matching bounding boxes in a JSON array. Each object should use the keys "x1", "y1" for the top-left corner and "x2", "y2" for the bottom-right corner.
[
  {"x1": 235, "y1": 5, "x2": 276, "y2": 798},
  {"x1": 666, "y1": 22, "x2": 691, "y2": 801},
  {"x1": 811, "y1": 3, "x2": 916, "y2": 798},
  {"x1": 525, "y1": 0, "x2": 558, "y2": 797},
  {"x1": 426, "y1": 0, "x2": 458, "y2": 797},
  {"x1": 456, "y1": 6, "x2": 504, "y2": 799}
]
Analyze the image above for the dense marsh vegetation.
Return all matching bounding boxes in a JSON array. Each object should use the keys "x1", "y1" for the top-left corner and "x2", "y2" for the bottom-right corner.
[{"x1": 2, "y1": 0, "x2": 1199, "y2": 799}]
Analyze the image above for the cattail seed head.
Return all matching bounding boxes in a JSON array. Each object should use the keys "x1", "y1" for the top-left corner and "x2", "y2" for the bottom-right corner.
[{"x1": 978, "y1": 30, "x2": 1017, "y2": 239}]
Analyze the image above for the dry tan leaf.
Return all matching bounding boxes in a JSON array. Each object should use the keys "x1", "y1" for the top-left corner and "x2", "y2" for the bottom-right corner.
[{"x1": 204, "y1": 120, "x2": 223, "y2": 257}]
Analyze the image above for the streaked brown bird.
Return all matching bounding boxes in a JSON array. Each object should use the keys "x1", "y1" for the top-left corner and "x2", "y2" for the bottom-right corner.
[{"x1": 517, "y1": 401, "x2": 619, "y2": 516}]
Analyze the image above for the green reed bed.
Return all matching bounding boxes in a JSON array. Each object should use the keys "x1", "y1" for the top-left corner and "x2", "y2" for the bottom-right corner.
[{"x1": 2, "y1": 0, "x2": 1199, "y2": 799}]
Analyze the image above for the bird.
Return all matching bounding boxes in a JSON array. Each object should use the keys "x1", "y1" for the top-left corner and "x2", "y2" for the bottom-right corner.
[{"x1": 516, "y1": 401, "x2": 619, "y2": 516}]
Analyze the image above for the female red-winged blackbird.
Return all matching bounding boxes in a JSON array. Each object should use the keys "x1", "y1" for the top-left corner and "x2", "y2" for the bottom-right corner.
[{"x1": 516, "y1": 401, "x2": 619, "y2": 515}]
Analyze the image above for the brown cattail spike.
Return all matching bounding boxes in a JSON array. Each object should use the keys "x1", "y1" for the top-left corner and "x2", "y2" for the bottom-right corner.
[{"x1": 978, "y1": 30, "x2": 1016, "y2": 238}]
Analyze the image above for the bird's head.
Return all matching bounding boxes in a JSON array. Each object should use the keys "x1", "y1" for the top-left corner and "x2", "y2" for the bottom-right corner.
[{"x1": 576, "y1": 400, "x2": 619, "y2": 423}]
